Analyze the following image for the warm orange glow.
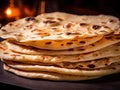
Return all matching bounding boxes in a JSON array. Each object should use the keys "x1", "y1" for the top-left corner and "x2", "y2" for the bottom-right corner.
[
  {"x1": 5, "y1": 8, "x2": 12, "y2": 17},
  {"x1": 5, "y1": 7, "x2": 20, "y2": 18},
  {"x1": 41, "y1": 0, "x2": 45, "y2": 14}
]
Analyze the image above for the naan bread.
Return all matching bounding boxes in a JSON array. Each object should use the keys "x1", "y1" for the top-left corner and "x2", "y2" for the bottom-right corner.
[
  {"x1": 4, "y1": 64, "x2": 102, "y2": 81},
  {"x1": 0, "y1": 12, "x2": 119, "y2": 50},
  {"x1": 3, "y1": 34, "x2": 120, "y2": 55}
]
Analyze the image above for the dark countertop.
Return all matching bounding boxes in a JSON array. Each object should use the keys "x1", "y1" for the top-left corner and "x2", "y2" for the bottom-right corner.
[
  {"x1": 0, "y1": 61, "x2": 120, "y2": 90},
  {"x1": 0, "y1": 83, "x2": 30, "y2": 90}
]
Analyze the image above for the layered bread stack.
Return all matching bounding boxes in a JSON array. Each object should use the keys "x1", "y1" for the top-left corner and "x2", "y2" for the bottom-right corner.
[{"x1": 0, "y1": 12, "x2": 120, "y2": 81}]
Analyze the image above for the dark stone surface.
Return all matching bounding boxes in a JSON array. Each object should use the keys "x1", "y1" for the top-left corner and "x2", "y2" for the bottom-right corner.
[{"x1": 0, "y1": 61, "x2": 120, "y2": 90}]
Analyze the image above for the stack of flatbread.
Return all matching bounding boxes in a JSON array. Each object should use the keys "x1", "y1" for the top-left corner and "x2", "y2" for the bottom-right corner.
[{"x1": 0, "y1": 12, "x2": 120, "y2": 81}]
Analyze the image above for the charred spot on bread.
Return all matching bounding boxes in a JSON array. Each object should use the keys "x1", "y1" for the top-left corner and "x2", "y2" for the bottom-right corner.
[
  {"x1": 43, "y1": 20, "x2": 57, "y2": 24},
  {"x1": 66, "y1": 42, "x2": 73, "y2": 45},
  {"x1": 45, "y1": 42, "x2": 52, "y2": 45},
  {"x1": 1, "y1": 29, "x2": 7, "y2": 32},
  {"x1": 66, "y1": 32, "x2": 80, "y2": 35},
  {"x1": 79, "y1": 41, "x2": 86, "y2": 44},
  {"x1": 92, "y1": 25, "x2": 101, "y2": 30},
  {"x1": 66, "y1": 23, "x2": 72, "y2": 28},
  {"x1": 25, "y1": 17, "x2": 35, "y2": 21},
  {"x1": 80, "y1": 23, "x2": 88, "y2": 26},
  {"x1": 87, "y1": 64, "x2": 95, "y2": 68},
  {"x1": 78, "y1": 48, "x2": 85, "y2": 51},
  {"x1": 109, "y1": 19, "x2": 117, "y2": 23},
  {"x1": 105, "y1": 36, "x2": 112, "y2": 39}
]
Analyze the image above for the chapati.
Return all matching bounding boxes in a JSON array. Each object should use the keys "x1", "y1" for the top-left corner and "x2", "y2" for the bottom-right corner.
[{"x1": 0, "y1": 12, "x2": 119, "y2": 50}]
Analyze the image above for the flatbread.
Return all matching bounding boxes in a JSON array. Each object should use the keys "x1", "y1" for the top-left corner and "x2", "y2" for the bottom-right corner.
[
  {"x1": 4, "y1": 64, "x2": 102, "y2": 81},
  {"x1": 1, "y1": 12, "x2": 120, "y2": 81},
  {"x1": 0, "y1": 42, "x2": 120, "y2": 63},
  {"x1": 0, "y1": 12, "x2": 119, "y2": 50},
  {"x1": 35, "y1": 12, "x2": 120, "y2": 31},
  {"x1": 3, "y1": 34, "x2": 120, "y2": 56},
  {"x1": 3, "y1": 55, "x2": 120, "y2": 69},
  {"x1": 4, "y1": 61, "x2": 120, "y2": 76},
  {"x1": 15, "y1": 36, "x2": 103, "y2": 50},
  {"x1": 3, "y1": 63, "x2": 120, "y2": 77}
]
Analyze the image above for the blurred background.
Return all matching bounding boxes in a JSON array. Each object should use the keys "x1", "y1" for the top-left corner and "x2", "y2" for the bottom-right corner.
[{"x1": 0, "y1": 0, "x2": 120, "y2": 26}]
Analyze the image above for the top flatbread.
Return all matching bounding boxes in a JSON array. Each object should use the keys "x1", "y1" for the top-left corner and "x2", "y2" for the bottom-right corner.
[
  {"x1": 0, "y1": 12, "x2": 119, "y2": 50},
  {"x1": 3, "y1": 34, "x2": 120, "y2": 55}
]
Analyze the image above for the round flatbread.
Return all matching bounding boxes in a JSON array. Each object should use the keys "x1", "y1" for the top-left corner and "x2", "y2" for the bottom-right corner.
[
  {"x1": 0, "y1": 42, "x2": 120, "y2": 63},
  {"x1": 3, "y1": 62, "x2": 120, "y2": 80},
  {"x1": 3, "y1": 34, "x2": 120, "y2": 56},
  {"x1": 4, "y1": 64, "x2": 102, "y2": 81},
  {"x1": 3, "y1": 55, "x2": 120, "y2": 69},
  {"x1": 15, "y1": 36, "x2": 103, "y2": 50},
  {"x1": 0, "y1": 12, "x2": 119, "y2": 50}
]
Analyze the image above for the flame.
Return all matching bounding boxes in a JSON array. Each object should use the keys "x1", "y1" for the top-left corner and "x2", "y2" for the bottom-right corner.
[
  {"x1": 5, "y1": 7, "x2": 20, "y2": 19},
  {"x1": 5, "y1": 8, "x2": 12, "y2": 17}
]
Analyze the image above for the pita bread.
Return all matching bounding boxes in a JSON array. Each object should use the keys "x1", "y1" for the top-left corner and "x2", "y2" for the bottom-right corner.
[
  {"x1": 4, "y1": 64, "x2": 102, "y2": 81},
  {"x1": 0, "y1": 12, "x2": 119, "y2": 50},
  {"x1": 3, "y1": 34, "x2": 120, "y2": 56}
]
